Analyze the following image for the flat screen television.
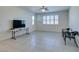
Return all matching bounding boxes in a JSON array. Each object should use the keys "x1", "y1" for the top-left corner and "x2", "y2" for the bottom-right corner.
[{"x1": 12, "y1": 20, "x2": 25, "y2": 29}]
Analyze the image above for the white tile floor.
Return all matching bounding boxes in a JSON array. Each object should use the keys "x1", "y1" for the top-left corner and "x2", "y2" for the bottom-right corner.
[{"x1": 0, "y1": 31, "x2": 79, "y2": 52}]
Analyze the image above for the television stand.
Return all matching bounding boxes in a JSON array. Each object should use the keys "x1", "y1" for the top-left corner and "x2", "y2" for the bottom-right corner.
[{"x1": 11, "y1": 27, "x2": 29, "y2": 40}]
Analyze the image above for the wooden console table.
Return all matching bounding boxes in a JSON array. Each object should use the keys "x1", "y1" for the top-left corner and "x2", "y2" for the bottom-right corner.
[{"x1": 11, "y1": 27, "x2": 29, "y2": 40}]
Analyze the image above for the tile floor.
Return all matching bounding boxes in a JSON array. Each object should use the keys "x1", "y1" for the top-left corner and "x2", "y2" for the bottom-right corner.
[{"x1": 0, "y1": 31, "x2": 79, "y2": 52}]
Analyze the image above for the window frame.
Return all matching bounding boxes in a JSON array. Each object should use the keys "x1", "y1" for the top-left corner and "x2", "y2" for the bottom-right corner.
[{"x1": 43, "y1": 15, "x2": 59, "y2": 25}]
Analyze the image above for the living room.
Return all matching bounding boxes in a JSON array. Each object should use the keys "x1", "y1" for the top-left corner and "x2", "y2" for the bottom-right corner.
[{"x1": 0, "y1": 6, "x2": 79, "y2": 52}]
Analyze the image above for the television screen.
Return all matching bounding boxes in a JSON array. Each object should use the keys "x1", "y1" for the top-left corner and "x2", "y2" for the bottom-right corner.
[{"x1": 13, "y1": 20, "x2": 25, "y2": 29}]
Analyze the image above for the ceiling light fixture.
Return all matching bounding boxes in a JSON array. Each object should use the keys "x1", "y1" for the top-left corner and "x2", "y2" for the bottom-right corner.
[
  {"x1": 41, "y1": 6, "x2": 48, "y2": 12},
  {"x1": 41, "y1": 9, "x2": 46, "y2": 12}
]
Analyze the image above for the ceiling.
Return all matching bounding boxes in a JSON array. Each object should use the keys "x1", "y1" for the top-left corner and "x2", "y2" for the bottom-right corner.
[{"x1": 19, "y1": 6, "x2": 70, "y2": 13}]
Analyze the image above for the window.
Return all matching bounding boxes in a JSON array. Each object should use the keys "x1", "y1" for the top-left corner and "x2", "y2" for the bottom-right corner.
[
  {"x1": 43, "y1": 16, "x2": 47, "y2": 24},
  {"x1": 32, "y1": 16, "x2": 35, "y2": 25},
  {"x1": 47, "y1": 16, "x2": 50, "y2": 24},
  {"x1": 55, "y1": 15, "x2": 59, "y2": 24},
  {"x1": 50, "y1": 16, "x2": 54, "y2": 24},
  {"x1": 43, "y1": 15, "x2": 59, "y2": 24}
]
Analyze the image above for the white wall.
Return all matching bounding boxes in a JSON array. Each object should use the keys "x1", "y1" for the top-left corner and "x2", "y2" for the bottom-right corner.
[
  {"x1": 0, "y1": 6, "x2": 35, "y2": 40},
  {"x1": 69, "y1": 6, "x2": 79, "y2": 31},
  {"x1": 35, "y1": 11, "x2": 69, "y2": 32},
  {"x1": 69, "y1": 6, "x2": 79, "y2": 45}
]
